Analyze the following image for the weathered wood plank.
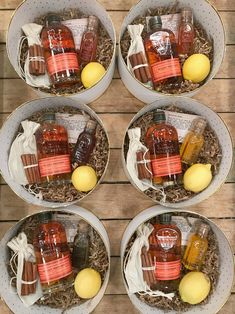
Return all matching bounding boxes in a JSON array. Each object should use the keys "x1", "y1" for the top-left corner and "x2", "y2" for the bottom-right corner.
[
  {"x1": 1, "y1": 183, "x2": 235, "y2": 220},
  {"x1": 1, "y1": 0, "x2": 235, "y2": 10},
  {"x1": 1, "y1": 11, "x2": 235, "y2": 44}
]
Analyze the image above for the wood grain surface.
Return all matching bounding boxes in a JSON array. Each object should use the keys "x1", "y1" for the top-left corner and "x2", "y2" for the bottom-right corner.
[{"x1": 0, "y1": 0, "x2": 234, "y2": 313}]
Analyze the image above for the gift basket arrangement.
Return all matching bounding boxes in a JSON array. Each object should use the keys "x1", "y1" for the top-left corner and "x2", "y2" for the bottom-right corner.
[
  {"x1": 0, "y1": 206, "x2": 110, "y2": 313},
  {"x1": 7, "y1": 0, "x2": 116, "y2": 102},
  {"x1": 0, "y1": 97, "x2": 109, "y2": 207},
  {"x1": 118, "y1": 0, "x2": 225, "y2": 103},
  {"x1": 121, "y1": 207, "x2": 234, "y2": 314},
  {"x1": 123, "y1": 97, "x2": 233, "y2": 207}
]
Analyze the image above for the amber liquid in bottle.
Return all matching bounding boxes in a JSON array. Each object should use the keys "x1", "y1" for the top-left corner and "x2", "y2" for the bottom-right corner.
[
  {"x1": 79, "y1": 15, "x2": 99, "y2": 68},
  {"x1": 72, "y1": 119, "x2": 97, "y2": 167},
  {"x1": 33, "y1": 212, "x2": 73, "y2": 294},
  {"x1": 183, "y1": 222, "x2": 209, "y2": 271},
  {"x1": 180, "y1": 117, "x2": 206, "y2": 165},
  {"x1": 149, "y1": 214, "x2": 182, "y2": 292},
  {"x1": 35, "y1": 112, "x2": 71, "y2": 183},
  {"x1": 178, "y1": 8, "x2": 195, "y2": 55},
  {"x1": 145, "y1": 111, "x2": 182, "y2": 187},
  {"x1": 144, "y1": 16, "x2": 182, "y2": 89},
  {"x1": 41, "y1": 14, "x2": 80, "y2": 87}
]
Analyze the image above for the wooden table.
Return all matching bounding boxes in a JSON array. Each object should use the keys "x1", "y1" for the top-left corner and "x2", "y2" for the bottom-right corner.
[{"x1": 0, "y1": 0, "x2": 234, "y2": 313}]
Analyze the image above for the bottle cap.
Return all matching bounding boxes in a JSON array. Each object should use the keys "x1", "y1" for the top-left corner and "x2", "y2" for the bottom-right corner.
[
  {"x1": 181, "y1": 7, "x2": 193, "y2": 22},
  {"x1": 78, "y1": 220, "x2": 90, "y2": 232},
  {"x1": 190, "y1": 117, "x2": 207, "y2": 134},
  {"x1": 38, "y1": 211, "x2": 53, "y2": 222},
  {"x1": 86, "y1": 119, "x2": 97, "y2": 131},
  {"x1": 197, "y1": 222, "x2": 210, "y2": 238},
  {"x1": 159, "y1": 213, "x2": 172, "y2": 224},
  {"x1": 42, "y1": 112, "x2": 56, "y2": 122},
  {"x1": 45, "y1": 14, "x2": 61, "y2": 25},
  {"x1": 149, "y1": 16, "x2": 162, "y2": 30},
  {"x1": 153, "y1": 110, "x2": 166, "y2": 123},
  {"x1": 88, "y1": 15, "x2": 99, "y2": 30}
]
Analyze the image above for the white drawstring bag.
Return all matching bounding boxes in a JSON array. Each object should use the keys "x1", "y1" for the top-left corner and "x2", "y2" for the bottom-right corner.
[
  {"x1": 7, "y1": 232, "x2": 43, "y2": 307},
  {"x1": 8, "y1": 120, "x2": 40, "y2": 185},
  {"x1": 18, "y1": 23, "x2": 50, "y2": 88}
]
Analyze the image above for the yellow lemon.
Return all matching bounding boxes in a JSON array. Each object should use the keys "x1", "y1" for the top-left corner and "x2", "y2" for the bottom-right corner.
[
  {"x1": 74, "y1": 268, "x2": 101, "y2": 299},
  {"x1": 183, "y1": 54, "x2": 210, "y2": 83},
  {"x1": 72, "y1": 166, "x2": 97, "y2": 192},
  {"x1": 183, "y1": 163, "x2": 212, "y2": 193},
  {"x1": 179, "y1": 272, "x2": 211, "y2": 304},
  {"x1": 81, "y1": 62, "x2": 106, "y2": 88}
]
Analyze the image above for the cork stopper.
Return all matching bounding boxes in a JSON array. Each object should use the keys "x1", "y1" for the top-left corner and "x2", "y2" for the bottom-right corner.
[
  {"x1": 190, "y1": 117, "x2": 207, "y2": 135},
  {"x1": 197, "y1": 222, "x2": 210, "y2": 238},
  {"x1": 87, "y1": 15, "x2": 99, "y2": 31}
]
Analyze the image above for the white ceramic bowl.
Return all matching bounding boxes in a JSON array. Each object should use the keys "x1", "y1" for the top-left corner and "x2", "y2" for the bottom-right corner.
[
  {"x1": 122, "y1": 96, "x2": 233, "y2": 208},
  {"x1": 0, "y1": 97, "x2": 110, "y2": 208},
  {"x1": 0, "y1": 205, "x2": 110, "y2": 314},
  {"x1": 121, "y1": 205, "x2": 234, "y2": 314},
  {"x1": 118, "y1": 0, "x2": 225, "y2": 103},
  {"x1": 7, "y1": 0, "x2": 116, "y2": 104}
]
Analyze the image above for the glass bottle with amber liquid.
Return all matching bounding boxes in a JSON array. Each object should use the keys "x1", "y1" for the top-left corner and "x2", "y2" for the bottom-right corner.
[
  {"x1": 41, "y1": 14, "x2": 80, "y2": 87},
  {"x1": 149, "y1": 213, "x2": 182, "y2": 292},
  {"x1": 72, "y1": 119, "x2": 97, "y2": 167},
  {"x1": 178, "y1": 8, "x2": 195, "y2": 55},
  {"x1": 35, "y1": 112, "x2": 71, "y2": 183},
  {"x1": 145, "y1": 111, "x2": 182, "y2": 187},
  {"x1": 144, "y1": 16, "x2": 182, "y2": 89},
  {"x1": 180, "y1": 117, "x2": 207, "y2": 165},
  {"x1": 79, "y1": 15, "x2": 99, "y2": 68},
  {"x1": 183, "y1": 222, "x2": 210, "y2": 270},
  {"x1": 33, "y1": 212, "x2": 74, "y2": 294}
]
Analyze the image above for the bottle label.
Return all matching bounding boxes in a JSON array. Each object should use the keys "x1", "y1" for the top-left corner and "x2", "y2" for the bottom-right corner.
[
  {"x1": 155, "y1": 260, "x2": 181, "y2": 280},
  {"x1": 151, "y1": 58, "x2": 181, "y2": 82},
  {"x1": 80, "y1": 36, "x2": 95, "y2": 63},
  {"x1": 38, "y1": 255, "x2": 72, "y2": 283},
  {"x1": 151, "y1": 155, "x2": 182, "y2": 177},
  {"x1": 47, "y1": 53, "x2": 79, "y2": 76},
  {"x1": 39, "y1": 154, "x2": 71, "y2": 177}
]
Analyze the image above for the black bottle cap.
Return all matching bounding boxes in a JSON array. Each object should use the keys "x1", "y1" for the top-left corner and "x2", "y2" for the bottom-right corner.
[
  {"x1": 38, "y1": 211, "x2": 53, "y2": 222},
  {"x1": 42, "y1": 112, "x2": 56, "y2": 122},
  {"x1": 153, "y1": 110, "x2": 166, "y2": 123},
  {"x1": 45, "y1": 14, "x2": 61, "y2": 25},
  {"x1": 159, "y1": 213, "x2": 172, "y2": 224},
  {"x1": 149, "y1": 16, "x2": 162, "y2": 30}
]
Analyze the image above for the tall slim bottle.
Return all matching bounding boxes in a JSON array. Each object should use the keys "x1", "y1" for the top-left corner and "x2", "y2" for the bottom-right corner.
[
  {"x1": 144, "y1": 16, "x2": 182, "y2": 89},
  {"x1": 178, "y1": 8, "x2": 195, "y2": 55},
  {"x1": 145, "y1": 111, "x2": 182, "y2": 187}
]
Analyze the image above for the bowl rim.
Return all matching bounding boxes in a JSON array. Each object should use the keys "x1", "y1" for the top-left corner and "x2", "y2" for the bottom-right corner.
[
  {"x1": 121, "y1": 96, "x2": 234, "y2": 208},
  {"x1": 120, "y1": 205, "x2": 235, "y2": 314},
  {"x1": 0, "y1": 96, "x2": 111, "y2": 208},
  {"x1": 6, "y1": 0, "x2": 117, "y2": 97},
  {"x1": 118, "y1": 0, "x2": 226, "y2": 97}
]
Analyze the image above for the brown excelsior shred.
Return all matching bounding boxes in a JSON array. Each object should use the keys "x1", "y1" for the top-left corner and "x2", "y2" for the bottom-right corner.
[
  {"x1": 16, "y1": 106, "x2": 109, "y2": 203},
  {"x1": 124, "y1": 105, "x2": 222, "y2": 204},
  {"x1": 124, "y1": 212, "x2": 220, "y2": 312},
  {"x1": 120, "y1": 3, "x2": 213, "y2": 94}
]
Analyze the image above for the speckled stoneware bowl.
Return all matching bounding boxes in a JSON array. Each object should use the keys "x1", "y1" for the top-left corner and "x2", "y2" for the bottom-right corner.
[
  {"x1": 0, "y1": 205, "x2": 110, "y2": 314},
  {"x1": 0, "y1": 97, "x2": 110, "y2": 208},
  {"x1": 121, "y1": 205, "x2": 234, "y2": 314},
  {"x1": 7, "y1": 0, "x2": 116, "y2": 104},
  {"x1": 122, "y1": 96, "x2": 233, "y2": 208},
  {"x1": 118, "y1": 0, "x2": 225, "y2": 103}
]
